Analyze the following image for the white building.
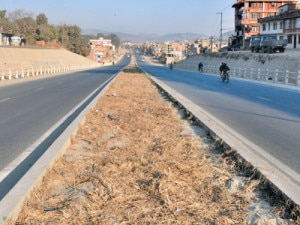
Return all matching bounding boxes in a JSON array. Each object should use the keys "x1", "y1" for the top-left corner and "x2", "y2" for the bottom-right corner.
[{"x1": 258, "y1": 3, "x2": 300, "y2": 49}]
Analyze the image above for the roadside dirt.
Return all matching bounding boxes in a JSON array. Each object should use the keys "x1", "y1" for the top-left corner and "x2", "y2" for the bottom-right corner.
[{"x1": 4, "y1": 61, "x2": 299, "y2": 224}]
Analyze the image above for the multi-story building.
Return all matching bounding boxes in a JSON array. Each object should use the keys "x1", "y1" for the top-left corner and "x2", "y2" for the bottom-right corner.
[
  {"x1": 258, "y1": 3, "x2": 300, "y2": 48},
  {"x1": 231, "y1": 0, "x2": 297, "y2": 47},
  {"x1": 89, "y1": 37, "x2": 114, "y2": 62}
]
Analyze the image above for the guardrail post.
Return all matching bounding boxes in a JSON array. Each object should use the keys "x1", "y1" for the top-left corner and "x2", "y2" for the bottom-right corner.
[
  {"x1": 6, "y1": 69, "x2": 10, "y2": 79},
  {"x1": 285, "y1": 70, "x2": 289, "y2": 84},
  {"x1": 257, "y1": 68, "x2": 261, "y2": 80},
  {"x1": 297, "y1": 71, "x2": 300, "y2": 86},
  {"x1": 275, "y1": 69, "x2": 278, "y2": 83}
]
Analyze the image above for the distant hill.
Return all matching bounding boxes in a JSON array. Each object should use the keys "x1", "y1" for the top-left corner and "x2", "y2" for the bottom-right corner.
[
  {"x1": 150, "y1": 32, "x2": 209, "y2": 42},
  {"x1": 82, "y1": 29, "x2": 208, "y2": 43}
]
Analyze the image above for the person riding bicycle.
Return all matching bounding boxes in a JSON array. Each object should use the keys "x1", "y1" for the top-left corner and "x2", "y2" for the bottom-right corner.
[
  {"x1": 198, "y1": 62, "x2": 203, "y2": 72},
  {"x1": 219, "y1": 62, "x2": 230, "y2": 78}
]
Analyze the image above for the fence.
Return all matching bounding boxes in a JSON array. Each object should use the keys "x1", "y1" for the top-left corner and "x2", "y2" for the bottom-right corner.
[
  {"x1": 0, "y1": 64, "x2": 99, "y2": 81},
  {"x1": 177, "y1": 61, "x2": 300, "y2": 86}
]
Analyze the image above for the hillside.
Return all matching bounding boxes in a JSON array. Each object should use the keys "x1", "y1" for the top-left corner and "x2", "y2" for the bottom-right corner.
[{"x1": 0, "y1": 47, "x2": 97, "y2": 70}]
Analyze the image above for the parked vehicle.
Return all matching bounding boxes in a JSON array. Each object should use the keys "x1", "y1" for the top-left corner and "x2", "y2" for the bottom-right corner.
[
  {"x1": 250, "y1": 35, "x2": 287, "y2": 53},
  {"x1": 227, "y1": 35, "x2": 242, "y2": 51}
]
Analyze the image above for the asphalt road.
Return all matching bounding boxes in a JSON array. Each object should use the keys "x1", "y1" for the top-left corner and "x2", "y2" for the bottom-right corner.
[
  {"x1": 137, "y1": 55, "x2": 300, "y2": 177},
  {"x1": 0, "y1": 56, "x2": 130, "y2": 177}
]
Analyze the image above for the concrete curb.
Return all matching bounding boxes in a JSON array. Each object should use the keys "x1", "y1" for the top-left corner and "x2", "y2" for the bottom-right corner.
[{"x1": 146, "y1": 73, "x2": 300, "y2": 207}]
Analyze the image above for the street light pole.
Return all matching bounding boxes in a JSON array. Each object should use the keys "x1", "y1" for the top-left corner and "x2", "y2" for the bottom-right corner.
[{"x1": 217, "y1": 12, "x2": 223, "y2": 49}]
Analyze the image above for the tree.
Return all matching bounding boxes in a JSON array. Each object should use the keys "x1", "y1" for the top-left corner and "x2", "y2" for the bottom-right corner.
[
  {"x1": 58, "y1": 24, "x2": 69, "y2": 46},
  {"x1": 10, "y1": 16, "x2": 36, "y2": 45},
  {"x1": 0, "y1": 10, "x2": 11, "y2": 33},
  {"x1": 78, "y1": 36, "x2": 91, "y2": 56},
  {"x1": 48, "y1": 25, "x2": 58, "y2": 41},
  {"x1": 67, "y1": 25, "x2": 81, "y2": 53},
  {"x1": 58, "y1": 24, "x2": 90, "y2": 56},
  {"x1": 7, "y1": 9, "x2": 33, "y2": 22},
  {"x1": 7, "y1": 9, "x2": 36, "y2": 45},
  {"x1": 36, "y1": 13, "x2": 48, "y2": 25},
  {"x1": 2, "y1": 9, "x2": 91, "y2": 56},
  {"x1": 35, "y1": 13, "x2": 50, "y2": 41},
  {"x1": 106, "y1": 33, "x2": 121, "y2": 49},
  {"x1": 96, "y1": 33, "x2": 121, "y2": 49}
]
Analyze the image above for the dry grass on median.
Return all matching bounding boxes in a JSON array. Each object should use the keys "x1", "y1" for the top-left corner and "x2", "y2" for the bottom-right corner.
[{"x1": 6, "y1": 65, "x2": 299, "y2": 224}]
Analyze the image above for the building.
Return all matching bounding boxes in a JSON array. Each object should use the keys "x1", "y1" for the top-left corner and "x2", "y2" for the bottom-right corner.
[
  {"x1": 90, "y1": 37, "x2": 112, "y2": 47},
  {"x1": 89, "y1": 37, "x2": 114, "y2": 63},
  {"x1": 258, "y1": 3, "x2": 300, "y2": 48},
  {"x1": 231, "y1": 0, "x2": 297, "y2": 47}
]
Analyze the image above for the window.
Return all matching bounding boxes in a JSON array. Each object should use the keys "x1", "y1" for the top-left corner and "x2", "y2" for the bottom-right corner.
[
  {"x1": 257, "y1": 13, "x2": 262, "y2": 19},
  {"x1": 258, "y1": 3, "x2": 263, "y2": 8},
  {"x1": 287, "y1": 35, "x2": 292, "y2": 44},
  {"x1": 268, "y1": 22, "x2": 271, "y2": 30},
  {"x1": 298, "y1": 35, "x2": 300, "y2": 44},
  {"x1": 296, "y1": 18, "x2": 300, "y2": 28},
  {"x1": 262, "y1": 24, "x2": 266, "y2": 31},
  {"x1": 279, "y1": 36, "x2": 284, "y2": 40},
  {"x1": 251, "y1": 26, "x2": 259, "y2": 32},
  {"x1": 280, "y1": 21, "x2": 283, "y2": 29},
  {"x1": 250, "y1": 2, "x2": 256, "y2": 7},
  {"x1": 285, "y1": 20, "x2": 290, "y2": 29},
  {"x1": 270, "y1": 2, "x2": 277, "y2": 7},
  {"x1": 273, "y1": 22, "x2": 277, "y2": 30},
  {"x1": 251, "y1": 13, "x2": 258, "y2": 20}
]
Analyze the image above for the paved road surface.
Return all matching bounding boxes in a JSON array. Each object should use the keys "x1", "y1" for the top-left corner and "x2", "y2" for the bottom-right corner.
[
  {"x1": 0, "y1": 56, "x2": 130, "y2": 190},
  {"x1": 137, "y1": 54, "x2": 300, "y2": 178}
]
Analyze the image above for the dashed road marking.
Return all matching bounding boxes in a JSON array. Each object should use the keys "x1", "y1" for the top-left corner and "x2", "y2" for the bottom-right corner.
[
  {"x1": 35, "y1": 87, "x2": 44, "y2": 91},
  {"x1": 256, "y1": 96, "x2": 271, "y2": 102},
  {"x1": 0, "y1": 98, "x2": 11, "y2": 103}
]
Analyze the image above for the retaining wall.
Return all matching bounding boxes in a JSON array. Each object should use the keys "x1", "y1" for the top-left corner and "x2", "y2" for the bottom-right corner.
[
  {"x1": 0, "y1": 47, "x2": 99, "y2": 81},
  {"x1": 174, "y1": 51, "x2": 300, "y2": 86}
]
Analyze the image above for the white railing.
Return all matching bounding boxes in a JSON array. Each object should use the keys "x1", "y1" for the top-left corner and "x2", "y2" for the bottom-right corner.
[
  {"x1": 0, "y1": 64, "x2": 99, "y2": 81},
  {"x1": 176, "y1": 63, "x2": 300, "y2": 86}
]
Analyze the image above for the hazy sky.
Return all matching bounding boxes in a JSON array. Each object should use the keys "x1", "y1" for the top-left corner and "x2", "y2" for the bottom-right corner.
[{"x1": 1, "y1": 0, "x2": 235, "y2": 36}]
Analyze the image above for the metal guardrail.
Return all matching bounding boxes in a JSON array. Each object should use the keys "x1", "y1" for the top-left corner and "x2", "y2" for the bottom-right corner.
[
  {"x1": 177, "y1": 62, "x2": 300, "y2": 86},
  {"x1": 0, "y1": 64, "x2": 99, "y2": 81}
]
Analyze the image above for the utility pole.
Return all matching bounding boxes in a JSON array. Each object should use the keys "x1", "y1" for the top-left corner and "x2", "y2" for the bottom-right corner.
[{"x1": 217, "y1": 12, "x2": 223, "y2": 49}]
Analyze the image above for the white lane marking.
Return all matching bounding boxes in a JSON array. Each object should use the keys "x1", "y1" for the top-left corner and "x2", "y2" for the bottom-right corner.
[
  {"x1": 0, "y1": 98, "x2": 11, "y2": 103},
  {"x1": 35, "y1": 87, "x2": 44, "y2": 91},
  {"x1": 256, "y1": 96, "x2": 271, "y2": 102},
  {"x1": 222, "y1": 87, "x2": 230, "y2": 90}
]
